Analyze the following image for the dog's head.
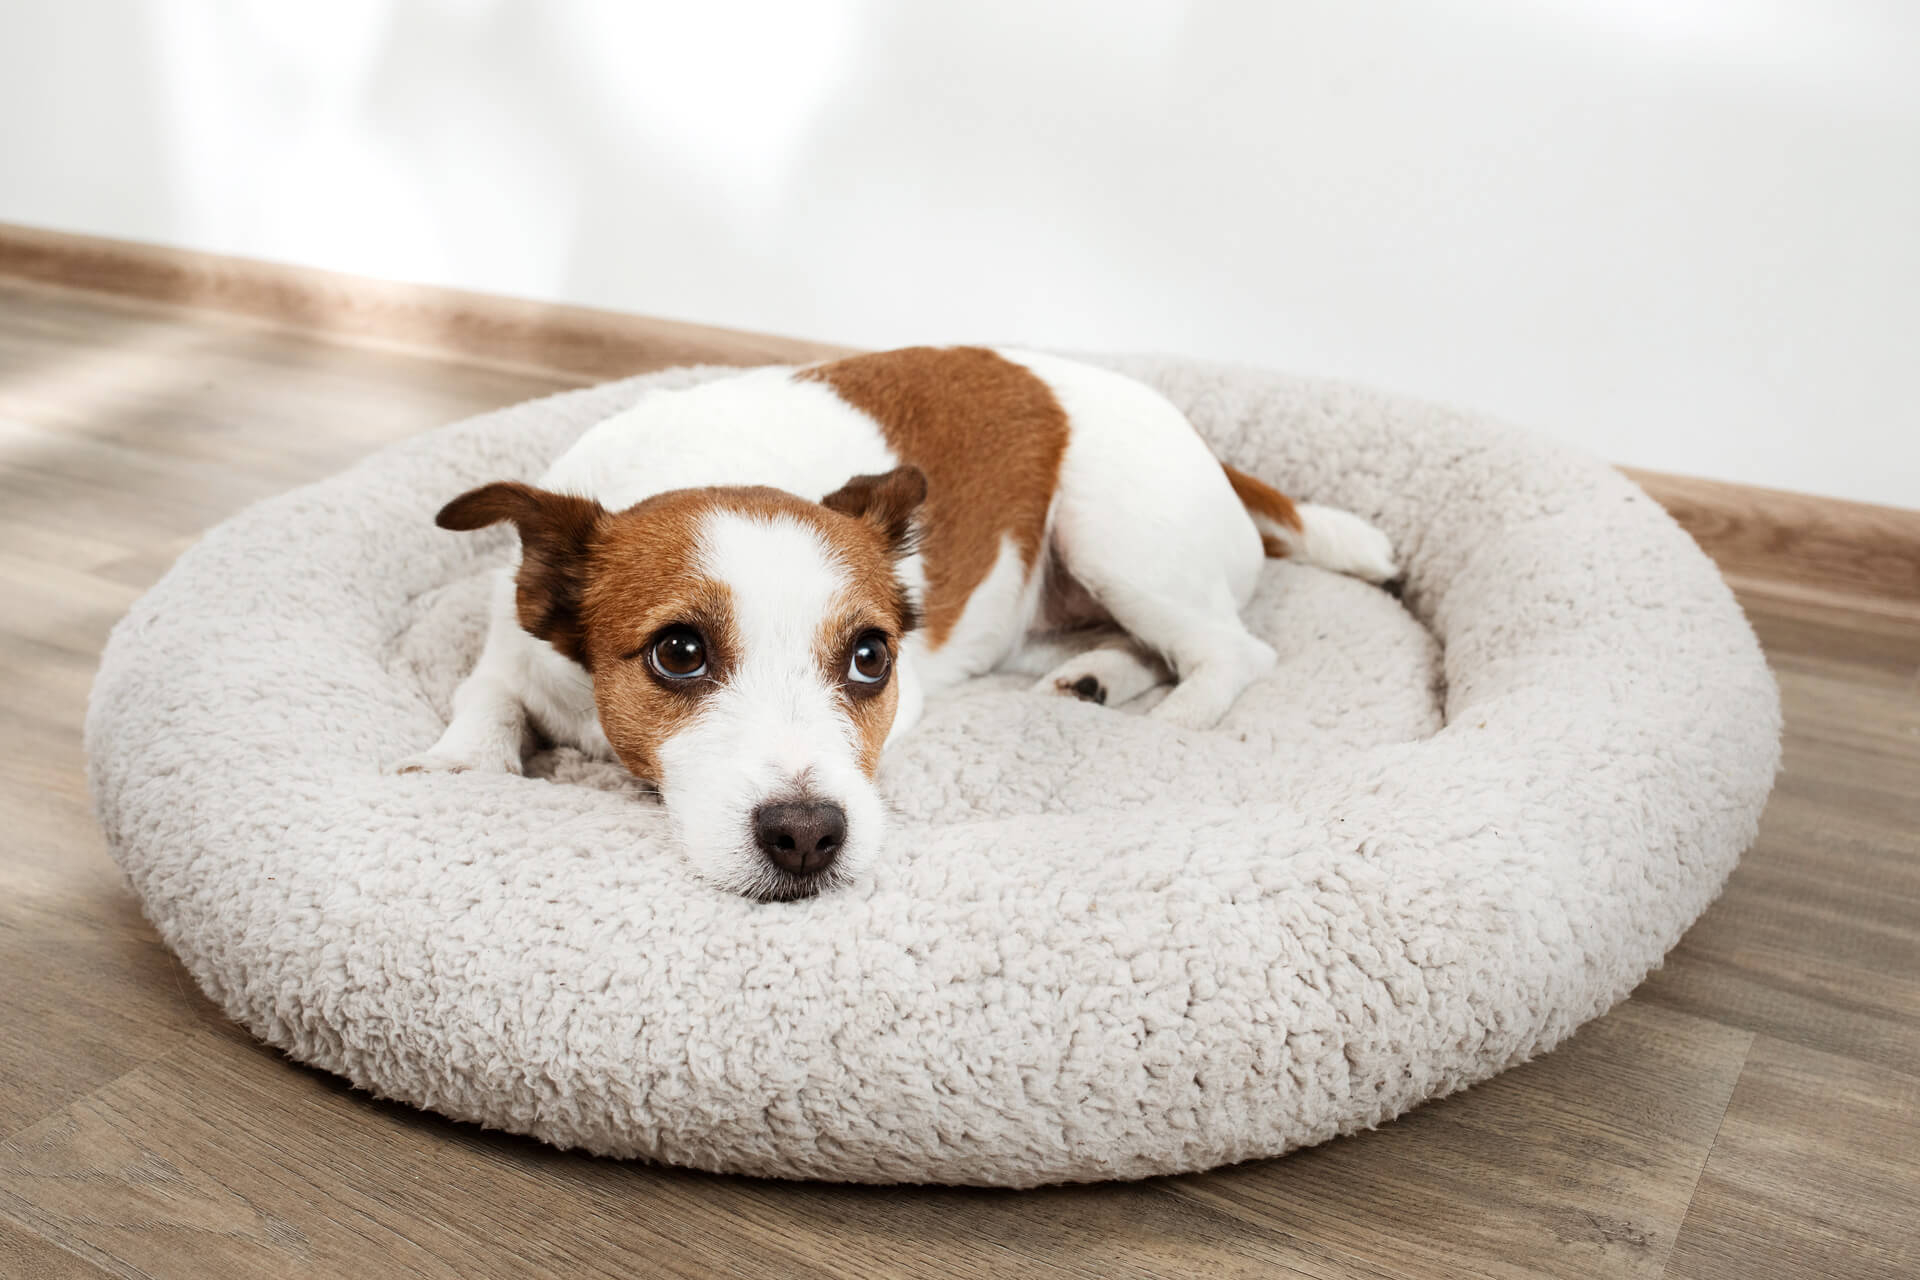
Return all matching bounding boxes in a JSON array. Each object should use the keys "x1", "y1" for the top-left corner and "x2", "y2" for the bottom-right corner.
[{"x1": 438, "y1": 467, "x2": 926, "y2": 901}]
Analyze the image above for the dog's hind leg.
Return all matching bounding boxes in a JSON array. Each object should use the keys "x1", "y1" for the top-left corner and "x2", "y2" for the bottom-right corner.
[
  {"x1": 1094, "y1": 583, "x2": 1278, "y2": 730},
  {"x1": 1043, "y1": 537, "x2": 1277, "y2": 730},
  {"x1": 1043, "y1": 449, "x2": 1276, "y2": 730},
  {"x1": 1001, "y1": 350, "x2": 1281, "y2": 730}
]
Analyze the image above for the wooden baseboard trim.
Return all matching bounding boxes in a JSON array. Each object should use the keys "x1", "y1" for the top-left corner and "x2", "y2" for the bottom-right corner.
[
  {"x1": 0, "y1": 220, "x2": 849, "y2": 381},
  {"x1": 4, "y1": 220, "x2": 1913, "y2": 611},
  {"x1": 1623, "y1": 468, "x2": 1919, "y2": 616}
]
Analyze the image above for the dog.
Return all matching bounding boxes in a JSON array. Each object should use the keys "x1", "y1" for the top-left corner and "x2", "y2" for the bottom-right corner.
[{"x1": 398, "y1": 347, "x2": 1399, "y2": 900}]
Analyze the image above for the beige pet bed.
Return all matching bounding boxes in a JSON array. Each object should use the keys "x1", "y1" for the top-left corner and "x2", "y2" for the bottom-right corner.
[{"x1": 86, "y1": 356, "x2": 1780, "y2": 1186}]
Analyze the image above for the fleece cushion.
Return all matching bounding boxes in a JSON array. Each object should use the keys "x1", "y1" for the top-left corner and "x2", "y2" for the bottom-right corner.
[{"x1": 86, "y1": 356, "x2": 1781, "y2": 1187}]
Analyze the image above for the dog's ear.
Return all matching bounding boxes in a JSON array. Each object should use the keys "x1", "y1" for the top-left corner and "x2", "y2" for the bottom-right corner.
[
  {"x1": 437, "y1": 481, "x2": 605, "y2": 666},
  {"x1": 821, "y1": 465, "x2": 927, "y2": 558}
]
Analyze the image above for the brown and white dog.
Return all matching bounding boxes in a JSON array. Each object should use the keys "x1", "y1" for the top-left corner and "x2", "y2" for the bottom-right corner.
[{"x1": 399, "y1": 347, "x2": 1398, "y2": 900}]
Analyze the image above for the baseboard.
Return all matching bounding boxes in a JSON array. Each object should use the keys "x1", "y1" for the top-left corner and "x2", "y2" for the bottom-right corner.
[
  {"x1": 0, "y1": 220, "x2": 849, "y2": 380},
  {"x1": 4, "y1": 220, "x2": 1913, "y2": 613},
  {"x1": 1622, "y1": 468, "x2": 1920, "y2": 618}
]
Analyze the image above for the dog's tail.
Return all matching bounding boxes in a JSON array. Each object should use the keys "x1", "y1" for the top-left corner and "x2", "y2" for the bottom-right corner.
[{"x1": 1222, "y1": 463, "x2": 1402, "y2": 587}]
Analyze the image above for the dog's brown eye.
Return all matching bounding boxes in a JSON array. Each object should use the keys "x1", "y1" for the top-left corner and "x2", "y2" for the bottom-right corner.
[
  {"x1": 648, "y1": 626, "x2": 707, "y2": 679},
  {"x1": 847, "y1": 631, "x2": 891, "y2": 685}
]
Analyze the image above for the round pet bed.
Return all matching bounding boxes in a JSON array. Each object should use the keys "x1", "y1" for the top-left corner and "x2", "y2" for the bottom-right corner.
[{"x1": 86, "y1": 356, "x2": 1781, "y2": 1186}]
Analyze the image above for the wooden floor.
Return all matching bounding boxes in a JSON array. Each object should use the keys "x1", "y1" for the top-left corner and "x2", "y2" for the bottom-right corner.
[{"x1": 0, "y1": 274, "x2": 1914, "y2": 1280}]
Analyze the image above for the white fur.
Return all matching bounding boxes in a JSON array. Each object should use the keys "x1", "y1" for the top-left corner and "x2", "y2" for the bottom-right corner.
[
  {"x1": 402, "y1": 349, "x2": 1401, "y2": 890},
  {"x1": 548, "y1": 368, "x2": 899, "y2": 505},
  {"x1": 1259, "y1": 501, "x2": 1401, "y2": 583}
]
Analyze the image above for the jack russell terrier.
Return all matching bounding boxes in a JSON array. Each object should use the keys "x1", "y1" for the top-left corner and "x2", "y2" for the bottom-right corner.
[{"x1": 400, "y1": 347, "x2": 1399, "y2": 901}]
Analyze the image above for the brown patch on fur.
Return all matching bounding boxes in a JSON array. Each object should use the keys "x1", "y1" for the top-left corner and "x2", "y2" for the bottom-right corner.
[
  {"x1": 815, "y1": 605, "x2": 903, "y2": 777},
  {"x1": 1222, "y1": 463, "x2": 1305, "y2": 555},
  {"x1": 848, "y1": 687, "x2": 896, "y2": 776},
  {"x1": 582, "y1": 515, "x2": 733, "y2": 784},
  {"x1": 799, "y1": 347, "x2": 1070, "y2": 648}
]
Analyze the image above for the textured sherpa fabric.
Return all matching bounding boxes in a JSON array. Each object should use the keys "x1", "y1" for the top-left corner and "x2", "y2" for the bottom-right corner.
[{"x1": 86, "y1": 357, "x2": 1781, "y2": 1187}]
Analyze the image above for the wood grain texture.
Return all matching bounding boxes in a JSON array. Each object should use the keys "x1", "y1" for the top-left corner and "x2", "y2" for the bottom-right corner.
[
  {"x1": 0, "y1": 265, "x2": 1915, "y2": 1278},
  {"x1": 0, "y1": 1215, "x2": 112, "y2": 1280},
  {"x1": 1664, "y1": 1037, "x2": 1920, "y2": 1280}
]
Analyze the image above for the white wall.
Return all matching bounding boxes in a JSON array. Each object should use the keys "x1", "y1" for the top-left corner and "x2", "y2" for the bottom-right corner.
[{"x1": 3, "y1": 0, "x2": 1916, "y2": 506}]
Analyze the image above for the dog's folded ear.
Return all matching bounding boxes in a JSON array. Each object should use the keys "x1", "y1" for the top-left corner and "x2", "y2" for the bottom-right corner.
[
  {"x1": 436, "y1": 481, "x2": 606, "y2": 667},
  {"x1": 436, "y1": 481, "x2": 599, "y2": 536},
  {"x1": 820, "y1": 465, "x2": 927, "y2": 558}
]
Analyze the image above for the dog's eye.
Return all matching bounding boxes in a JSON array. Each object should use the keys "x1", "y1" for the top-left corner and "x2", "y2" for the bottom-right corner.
[
  {"x1": 648, "y1": 626, "x2": 708, "y2": 680},
  {"x1": 846, "y1": 631, "x2": 891, "y2": 685}
]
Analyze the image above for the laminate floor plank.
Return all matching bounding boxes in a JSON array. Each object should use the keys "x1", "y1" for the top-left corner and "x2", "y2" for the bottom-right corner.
[
  {"x1": 1662, "y1": 1036, "x2": 1920, "y2": 1280},
  {"x1": 0, "y1": 1214, "x2": 113, "y2": 1280}
]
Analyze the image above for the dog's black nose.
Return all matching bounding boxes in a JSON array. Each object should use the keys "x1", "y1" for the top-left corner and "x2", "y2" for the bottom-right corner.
[{"x1": 752, "y1": 799, "x2": 847, "y2": 876}]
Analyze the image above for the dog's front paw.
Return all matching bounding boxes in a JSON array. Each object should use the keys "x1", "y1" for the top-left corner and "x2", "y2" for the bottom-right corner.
[{"x1": 391, "y1": 747, "x2": 523, "y2": 777}]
